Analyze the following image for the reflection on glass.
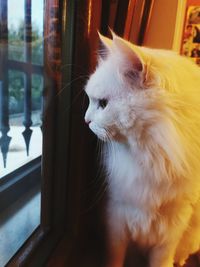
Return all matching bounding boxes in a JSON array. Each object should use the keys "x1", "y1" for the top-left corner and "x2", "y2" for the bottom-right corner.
[
  {"x1": 0, "y1": 188, "x2": 41, "y2": 266},
  {"x1": 0, "y1": 1, "x2": 43, "y2": 177},
  {"x1": 8, "y1": 0, "x2": 25, "y2": 61},
  {"x1": 0, "y1": 71, "x2": 43, "y2": 177},
  {"x1": 9, "y1": 70, "x2": 24, "y2": 114},
  {"x1": 32, "y1": 0, "x2": 44, "y2": 65},
  {"x1": 32, "y1": 74, "x2": 43, "y2": 111},
  {"x1": 0, "y1": 0, "x2": 44, "y2": 266}
]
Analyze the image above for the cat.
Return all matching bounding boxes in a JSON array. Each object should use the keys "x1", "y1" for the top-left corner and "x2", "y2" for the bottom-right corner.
[{"x1": 84, "y1": 31, "x2": 200, "y2": 267}]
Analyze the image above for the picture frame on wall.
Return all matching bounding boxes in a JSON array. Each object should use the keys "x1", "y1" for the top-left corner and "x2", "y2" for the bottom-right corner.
[{"x1": 181, "y1": 4, "x2": 200, "y2": 66}]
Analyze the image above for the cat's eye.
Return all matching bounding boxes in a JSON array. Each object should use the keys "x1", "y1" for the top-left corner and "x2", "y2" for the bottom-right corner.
[{"x1": 98, "y1": 99, "x2": 108, "y2": 109}]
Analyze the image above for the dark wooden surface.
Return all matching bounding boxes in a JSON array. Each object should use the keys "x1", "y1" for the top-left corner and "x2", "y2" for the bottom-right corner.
[{"x1": 46, "y1": 235, "x2": 200, "y2": 267}]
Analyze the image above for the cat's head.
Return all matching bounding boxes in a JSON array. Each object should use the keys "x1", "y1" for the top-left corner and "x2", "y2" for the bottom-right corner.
[{"x1": 84, "y1": 32, "x2": 161, "y2": 142}]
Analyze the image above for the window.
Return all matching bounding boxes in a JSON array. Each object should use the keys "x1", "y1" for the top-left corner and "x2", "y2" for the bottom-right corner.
[{"x1": 0, "y1": 0, "x2": 43, "y2": 265}]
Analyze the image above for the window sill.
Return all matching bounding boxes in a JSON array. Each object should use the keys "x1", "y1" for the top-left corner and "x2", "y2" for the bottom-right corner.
[{"x1": 0, "y1": 156, "x2": 41, "y2": 213}]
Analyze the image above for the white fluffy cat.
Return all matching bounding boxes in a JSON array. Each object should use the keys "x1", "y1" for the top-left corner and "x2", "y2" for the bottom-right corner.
[{"x1": 84, "y1": 32, "x2": 200, "y2": 267}]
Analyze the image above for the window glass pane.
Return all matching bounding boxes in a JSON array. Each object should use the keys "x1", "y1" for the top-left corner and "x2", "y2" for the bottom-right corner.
[
  {"x1": 0, "y1": 0, "x2": 44, "y2": 265},
  {"x1": 32, "y1": 74, "x2": 43, "y2": 111},
  {"x1": 32, "y1": 0, "x2": 44, "y2": 65},
  {"x1": 8, "y1": 0, "x2": 25, "y2": 62},
  {"x1": 9, "y1": 70, "x2": 24, "y2": 114},
  {"x1": 0, "y1": 187, "x2": 41, "y2": 265},
  {"x1": 0, "y1": 71, "x2": 43, "y2": 177}
]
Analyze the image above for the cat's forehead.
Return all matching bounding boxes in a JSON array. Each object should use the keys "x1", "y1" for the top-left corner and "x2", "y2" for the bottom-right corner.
[{"x1": 85, "y1": 61, "x2": 122, "y2": 99}]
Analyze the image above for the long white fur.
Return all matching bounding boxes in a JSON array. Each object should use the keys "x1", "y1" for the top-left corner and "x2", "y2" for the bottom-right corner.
[{"x1": 84, "y1": 33, "x2": 200, "y2": 267}]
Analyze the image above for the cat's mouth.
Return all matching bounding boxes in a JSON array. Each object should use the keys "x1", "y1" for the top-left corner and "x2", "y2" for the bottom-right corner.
[
  {"x1": 89, "y1": 122, "x2": 111, "y2": 141},
  {"x1": 89, "y1": 122, "x2": 125, "y2": 142}
]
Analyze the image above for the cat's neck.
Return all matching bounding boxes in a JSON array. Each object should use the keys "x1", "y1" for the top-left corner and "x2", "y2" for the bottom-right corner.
[
  {"x1": 103, "y1": 138, "x2": 141, "y2": 175},
  {"x1": 106, "y1": 135, "x2": 144, "y2": 157}
]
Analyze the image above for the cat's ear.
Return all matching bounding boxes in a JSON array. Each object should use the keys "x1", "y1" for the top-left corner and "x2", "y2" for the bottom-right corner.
[
  {"x1": 112, "y1": 35, "x2": 143, "y2": 73},
  {"x1": 97, "y1": 32, "x2": 112, "y2": 60}
]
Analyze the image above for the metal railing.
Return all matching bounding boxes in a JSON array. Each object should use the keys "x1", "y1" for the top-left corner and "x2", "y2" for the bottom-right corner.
[{"x1": 0, "y1": 0, "x2": 43, "y2": 168}]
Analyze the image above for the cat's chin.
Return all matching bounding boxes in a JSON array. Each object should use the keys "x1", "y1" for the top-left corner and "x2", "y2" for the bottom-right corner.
[
  {"x1": 89, "y1": 122, "x2": 109, "y2": 141},
  {"x1": 89, "y1": 122, "x2": 126, "y2": 142}
]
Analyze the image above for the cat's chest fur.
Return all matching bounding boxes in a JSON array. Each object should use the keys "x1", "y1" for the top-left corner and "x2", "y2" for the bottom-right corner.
[
  {"x1": 105, "y1": 141, "x2": 158, "y2": 207},
  {"x1": 104, "y1": 141, "x2": 169, "y2": 244}
]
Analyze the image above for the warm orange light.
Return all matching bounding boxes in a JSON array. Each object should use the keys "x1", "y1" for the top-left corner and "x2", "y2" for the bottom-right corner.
[
  {"x1": 87, "y1": 0, "x2": 92, "y2": 36},
  {"x1": 124, "y1": 0, "x2": 136, "y2": 40}
]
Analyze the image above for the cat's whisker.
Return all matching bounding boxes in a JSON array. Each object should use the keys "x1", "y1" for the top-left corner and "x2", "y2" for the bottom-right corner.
[
  {"x1": 63, "y1": 85, "x2": 88, "y2": 115},
  {"x1": 80, "y1": 176, "x2": 108, "y2": 215},
  {"x1": 105, "y1": 130, "x2": 117, "y2": 178},
  {"x1": 89, "y1": 140, "x2": 104, "y2": 187},
  {"x1": 80, "y1": 170, "x2": 106, "y2": 200},
  {"x1": 61, "y1": 63, "x2": 90, "y2": 75},
  {"x1": 57, "y1": 75, "x2": 89, "y2": 96},
  {"x1": 79, "y1": 140, "x2": 105, "y2": 199}
]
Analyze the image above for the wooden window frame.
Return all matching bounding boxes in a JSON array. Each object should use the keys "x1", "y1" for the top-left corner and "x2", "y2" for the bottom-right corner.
[{"x1": 5, "y1": 0, "x2": 77, "y2": 266}]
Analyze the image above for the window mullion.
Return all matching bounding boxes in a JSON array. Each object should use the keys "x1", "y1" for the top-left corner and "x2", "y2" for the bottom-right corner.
[
  {"x1": 23, "y1": 0, "x2": 33, "y2": 156},
  {"x1": 0, "y1": 0, "x2": 11, "y2": 168}
]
